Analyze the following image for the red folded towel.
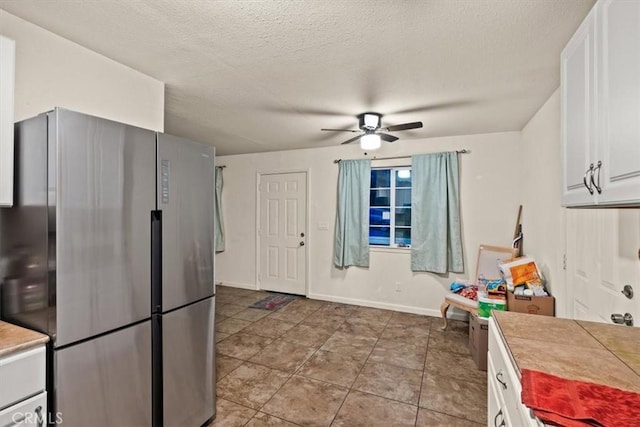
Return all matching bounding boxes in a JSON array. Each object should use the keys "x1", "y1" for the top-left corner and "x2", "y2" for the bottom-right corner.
[{"x1": 521, "y1": 369, "x2": 640, "y2": 427}]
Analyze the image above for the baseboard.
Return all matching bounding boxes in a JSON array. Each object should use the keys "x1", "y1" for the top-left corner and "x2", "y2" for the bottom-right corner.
[
  {"x1": 308, "y1": 292, "x2": 468, "y2": 321},
  {"x1": 216, "y1": 281, "x2": 258, "y2": 291},
  {"x1": 215, "y1": 282, "x2": 467, "y2": 321}
]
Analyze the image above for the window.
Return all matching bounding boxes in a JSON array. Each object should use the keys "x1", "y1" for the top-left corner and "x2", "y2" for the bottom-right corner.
[{"x1": 369, "y1": 167, "x2": 411, "y2": 247}]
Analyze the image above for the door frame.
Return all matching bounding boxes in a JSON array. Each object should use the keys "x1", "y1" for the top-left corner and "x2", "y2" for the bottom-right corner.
[{"x1": 255, "y1": 169, "x2": 310, "y2": 297}]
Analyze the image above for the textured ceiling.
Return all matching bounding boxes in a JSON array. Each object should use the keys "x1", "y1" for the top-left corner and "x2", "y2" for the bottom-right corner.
[{"x1": 0, "y1": 0, "x2": 595, "y2": 155}]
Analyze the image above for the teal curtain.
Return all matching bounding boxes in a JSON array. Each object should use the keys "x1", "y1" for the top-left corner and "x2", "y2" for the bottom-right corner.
[
  {"x1": 411, "y1": 152, "x2": 464, "y2": 273},
  {"x1": 334, "y1": 159, "x2": 371, "y2": 268},
  {"x1": 214, "y1": 166, "x2": 225, "y2": 252}
]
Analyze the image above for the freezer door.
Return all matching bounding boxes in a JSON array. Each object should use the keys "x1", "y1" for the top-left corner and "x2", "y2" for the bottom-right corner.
[
  {"x1": 55, "y1": 109, "x2": 156, "y2": 347},
  {"x1": 157, "y1": 134, "x2": 214, "y2": 312},
  {"x1": 162, "y1": 297, "x2": 216, "y2": 426},
  {"x1": 54, "y1": 320, "x2": 151, "y2": 426}
]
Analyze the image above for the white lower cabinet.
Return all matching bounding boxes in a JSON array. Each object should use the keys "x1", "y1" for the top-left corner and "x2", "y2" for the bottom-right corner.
[
  {"x1": 0, "y1": 346, "x2": 47, "y2": 426},
  {"x1": 0, "y1": 392, "x2": 47, "y2": 426},
  {"x1": 488, "y1": 318, "x2": 544, "y2": 427},
  {"x1": 488, "y1": 357, "x2": 512, "y2": 427}
]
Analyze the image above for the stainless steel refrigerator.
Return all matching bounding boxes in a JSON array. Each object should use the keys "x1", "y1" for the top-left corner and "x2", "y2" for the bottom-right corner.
[{"x1": 0, "y1": 108, "x2": 216, "y2": 426}]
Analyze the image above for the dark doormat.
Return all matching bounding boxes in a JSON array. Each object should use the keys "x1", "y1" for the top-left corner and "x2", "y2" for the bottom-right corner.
[{"x1": 250, "y1": 293, "x2": 298, "y2": 311}]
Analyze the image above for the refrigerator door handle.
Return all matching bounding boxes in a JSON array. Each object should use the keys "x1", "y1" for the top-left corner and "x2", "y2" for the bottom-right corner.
[{"x1": 151, "y1": 210, "x2": 163, "y2": 314}]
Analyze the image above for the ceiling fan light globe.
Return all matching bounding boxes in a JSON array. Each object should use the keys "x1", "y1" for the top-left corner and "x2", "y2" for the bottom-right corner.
[{"x1": 360, "y1": 133, "x2": 381, "y2": 150}]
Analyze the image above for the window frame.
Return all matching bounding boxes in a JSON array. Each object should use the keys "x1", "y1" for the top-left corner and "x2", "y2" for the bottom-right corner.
[{"x1": 369, "y1": 166, "x2": 412, "y2": 249}]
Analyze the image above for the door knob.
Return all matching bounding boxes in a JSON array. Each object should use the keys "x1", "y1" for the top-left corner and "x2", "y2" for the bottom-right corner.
[
  {"x1": 611, "y1": 313, "x2": 634, "y2": 326},
  {"x1": 621, "y1": 285, "x2": 633, "y2": 299},
  {"x1": 299, "y1": 241, "x2": 305, "y2": 246},
  {"x1": 624, "y1": 313, "x2": 634, "y2": 326}
]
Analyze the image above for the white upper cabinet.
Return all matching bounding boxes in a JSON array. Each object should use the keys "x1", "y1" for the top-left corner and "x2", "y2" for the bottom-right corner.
[
  {"x1": 0, "y1": 35, "x2": 15, "y2": 207},
  {"x1": 562, "y1": 0, "x2": 640, "y2": 207},
  {"x1": 561, "y1": 8, "x2": 596, "y2": 206},
  {"x1": 597, "y1": 0, "x2": 640, "y2": 205}
]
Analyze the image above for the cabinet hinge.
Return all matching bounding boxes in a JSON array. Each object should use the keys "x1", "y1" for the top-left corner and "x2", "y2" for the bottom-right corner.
[{"x1": 563, "y1": 254, "x2": 567, "y2": 270}]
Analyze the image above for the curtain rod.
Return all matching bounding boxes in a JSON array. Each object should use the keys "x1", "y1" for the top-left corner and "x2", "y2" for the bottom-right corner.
[{"x1": 333, "y1": 149, "x2": 468, "y2": 164}]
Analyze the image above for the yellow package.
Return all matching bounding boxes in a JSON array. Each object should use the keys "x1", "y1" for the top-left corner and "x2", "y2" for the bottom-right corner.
[{"x1": 509, "y1": 261, "x2": 540, "y2": 286}]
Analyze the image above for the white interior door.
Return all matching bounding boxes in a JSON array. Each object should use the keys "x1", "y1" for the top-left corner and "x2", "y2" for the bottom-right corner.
[
  {"x1": 594, "y1": 209, "x2": 640, "y2": 327},
  {"x1": 259, "y1": 172, "x2": 307, "y2": 295},
  {"x1": 566, "y1": 209, "x2": 640, "y2": 326},
  {"x1": 566, "y1": 209, "x2": 599, "y2": 321}
]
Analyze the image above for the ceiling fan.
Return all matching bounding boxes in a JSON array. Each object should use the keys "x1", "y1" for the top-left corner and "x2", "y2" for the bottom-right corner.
[{"x1": 321, "y1": 112, "x2": 423, "y2": 150}]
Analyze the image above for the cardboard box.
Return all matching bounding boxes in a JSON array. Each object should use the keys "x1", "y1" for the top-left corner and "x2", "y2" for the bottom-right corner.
[
  {"x1": 507, "y1": 292, "x2": 555, "y2": 316},
  {"x1": 468, "y1": 312, "x2": 488, "y2": 371}
]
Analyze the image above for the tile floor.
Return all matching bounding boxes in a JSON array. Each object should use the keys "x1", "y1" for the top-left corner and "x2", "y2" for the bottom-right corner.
[{"x1": 212, "y1": 286, "x2": 487, "y2": 427}]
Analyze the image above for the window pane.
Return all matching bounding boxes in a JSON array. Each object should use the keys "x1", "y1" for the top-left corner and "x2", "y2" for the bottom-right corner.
[
  {"x1": 371, "y1": 169, "x2": 390, "y2": 188},
  {"x1": 370, "y1": 207, "x2": 390, "y2": 225},
  {"x1": 395, "y1": 169, "x2": 412, "y2": 187},
  {"x1": 370, "y1": 189, "x2": 390, "y2": 206},
  {"x1": 395, "y1": 208, "x2": 411, "y2": 226},
  {"x1": 395, "y1": 188, "x2": 411, "y2": 207},
  {"x1": 369, "y1": 168, "x2": 412, "y2": 248},
  {"x1": 369, "y1": 226, "x2": 390, "y2": 246},
  {"x1": 395, "y1": 228, "x2": 411, "y2": 247}
]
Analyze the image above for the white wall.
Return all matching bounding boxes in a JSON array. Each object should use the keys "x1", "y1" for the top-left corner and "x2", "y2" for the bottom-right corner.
[
  {"x1": 520, "y1": 89, "x2": 568, "y2": 316},
  {"x1": 216, "y1": 132, "x2": 522, "y2": 317},
  {"x1": 0, "y1": 10, "x2": 164, "y2": 131}
]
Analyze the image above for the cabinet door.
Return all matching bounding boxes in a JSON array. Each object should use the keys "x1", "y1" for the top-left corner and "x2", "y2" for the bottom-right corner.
[
  {"x1": 487, "y1": 356, "x2": 513, "y2": 427},
  {"x1": 0, "y1": 346, "x2": 45, "y2": 410},
  {"x1": 597, "y1": 0, "x2": 640, "y2": 205},
  {"x1": 561, "y1": 8, "x2": 597, "y2": 206},
  {"x1": 0, "y1": 392, "x2": 47, "y2": 426},
  {"x1": 0, "y1": 36, "x2": 15, "y2": 207}
]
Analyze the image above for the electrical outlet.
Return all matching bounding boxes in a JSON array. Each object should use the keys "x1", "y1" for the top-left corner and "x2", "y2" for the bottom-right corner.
[{"x1": 395, "y1": 281, "x2": 401, "y2": 292}]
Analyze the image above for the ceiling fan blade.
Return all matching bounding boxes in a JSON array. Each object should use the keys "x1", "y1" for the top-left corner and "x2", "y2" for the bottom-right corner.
[
  {"x1": 383, "y1": 121, "x2": 423, "y2": 132},
  {"x1": 341, "y1": 134, "x2": 364, "y2": 145},
  {"x1": 390, "y1": 100, "x2": 475, "y2": 115},
  {"x1": 321, "y1": 128, "x2": 360, "y2": 133},
  {"x1": 263, "y1": 106, "x2": 351, "y2": 116},
  {"x1": 378, "y1": 133, "x2": 399, "y2": 143}
]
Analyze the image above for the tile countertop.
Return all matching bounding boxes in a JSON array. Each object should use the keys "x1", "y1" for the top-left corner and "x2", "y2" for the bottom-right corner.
[
  {"x1": 492, "y1": 311, "x2": 640, "y2": 393},
  {"x1": 0, "y1": 320, "x2": 49, "y2": 357}
]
